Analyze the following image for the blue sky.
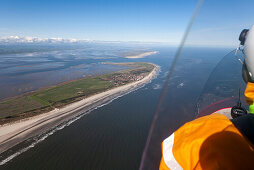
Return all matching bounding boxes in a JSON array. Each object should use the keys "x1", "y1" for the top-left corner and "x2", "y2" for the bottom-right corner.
[
  {"x1": 187, "y1": 0, "x2": 254, "y2": 47},
  {"x1": 1, "y1": 0, "x2": 254, "y2": 46},
  {"x1": 0, "y1": 0, "x2": 196, "y2": 43}
]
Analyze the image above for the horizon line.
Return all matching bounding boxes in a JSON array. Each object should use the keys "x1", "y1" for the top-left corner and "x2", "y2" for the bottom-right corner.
[{"x1": 0, "y1": 35, "x2": 236, "y2": 48}]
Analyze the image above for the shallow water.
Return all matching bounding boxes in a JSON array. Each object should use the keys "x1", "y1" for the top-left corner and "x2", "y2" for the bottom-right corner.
[{"x1": 0, "y1": 48, "x2": 132, "y2": 101}]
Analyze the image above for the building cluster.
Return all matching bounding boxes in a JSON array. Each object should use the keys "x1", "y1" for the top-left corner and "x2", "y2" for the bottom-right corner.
[{"x1": 101, "y1": 73, "x2": 146, "y2": 87}]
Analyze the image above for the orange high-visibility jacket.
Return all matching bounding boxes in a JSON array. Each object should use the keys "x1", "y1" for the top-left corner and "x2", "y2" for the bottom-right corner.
[
  {"x1": 245, "y1": 82, "x2": 254, "y2": 105},
  {"x1": 159, "y1": 82, "x2": 254, "y2": 170}
]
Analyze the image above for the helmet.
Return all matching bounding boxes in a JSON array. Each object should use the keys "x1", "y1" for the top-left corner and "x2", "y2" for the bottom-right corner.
[{"x1": 241, "y1": 26, "x2": 254, "y2": 83}]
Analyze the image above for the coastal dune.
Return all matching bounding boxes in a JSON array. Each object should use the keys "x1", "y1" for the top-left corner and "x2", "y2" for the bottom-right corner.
[{"x1": 0, "y1": 64, "x2": 160, "y2": 155}]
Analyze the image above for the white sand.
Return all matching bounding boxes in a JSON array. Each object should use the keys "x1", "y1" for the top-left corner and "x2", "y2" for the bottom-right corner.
[
  {"x1": 0, "y1": 64, "x2": 160, "y2": 154},
  {"x1": 124, "y1": 51, "x2": 158, "y2": 59}
]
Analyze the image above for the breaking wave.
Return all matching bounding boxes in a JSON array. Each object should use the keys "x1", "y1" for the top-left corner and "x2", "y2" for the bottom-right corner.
[
  {"x1": 153, "y1": 84, "x2": 162, "y2": 90},
  {"x1": 177, "y1": 82, "x2": 184, "y2": 88}
]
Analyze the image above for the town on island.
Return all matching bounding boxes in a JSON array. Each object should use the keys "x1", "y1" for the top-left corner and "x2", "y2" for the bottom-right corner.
[{"x1": 0, "y1": 61, "x2": 159, "y2": 155}]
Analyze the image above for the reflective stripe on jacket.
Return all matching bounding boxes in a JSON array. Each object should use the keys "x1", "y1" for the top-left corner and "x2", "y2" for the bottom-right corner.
[{"x1": 159, "y1": 113, "x2": 254, "y2": 170}]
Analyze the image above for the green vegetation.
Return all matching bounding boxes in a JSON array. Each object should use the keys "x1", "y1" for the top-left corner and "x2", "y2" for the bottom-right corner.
[{"x1": 0, "y1": 62, "x2": 155, "y2": 123}]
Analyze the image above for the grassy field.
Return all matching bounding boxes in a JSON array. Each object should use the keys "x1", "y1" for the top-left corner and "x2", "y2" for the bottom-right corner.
[{"x1": 0, "y1": 62, "x2": 155, "y2": 123}]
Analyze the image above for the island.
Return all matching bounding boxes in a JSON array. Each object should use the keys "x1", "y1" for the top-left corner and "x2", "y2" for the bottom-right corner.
[
  {"x1": 0, "y1": 62, "x2": 159, "y2": 155},
  {"x1": 124, "y1": 51, "x2": 158, "y2": 59}
]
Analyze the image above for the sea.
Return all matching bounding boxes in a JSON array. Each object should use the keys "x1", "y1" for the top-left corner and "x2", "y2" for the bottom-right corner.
[{"x1": 0, "y1": 43, "x2": 236, "y2": 169}]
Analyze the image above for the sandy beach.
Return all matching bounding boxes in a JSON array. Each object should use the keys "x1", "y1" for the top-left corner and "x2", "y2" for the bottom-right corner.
[
  {"x1": 124, "y1": 51, "x2": 158, "y2": 59},
  {"x1": 0, "y1": 64, "x2": 160, "y2": 155}
]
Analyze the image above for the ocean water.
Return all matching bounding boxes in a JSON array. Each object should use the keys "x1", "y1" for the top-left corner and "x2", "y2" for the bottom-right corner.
[{"x1": 0, "y1": 46, "x2": 232, "y2": 169}]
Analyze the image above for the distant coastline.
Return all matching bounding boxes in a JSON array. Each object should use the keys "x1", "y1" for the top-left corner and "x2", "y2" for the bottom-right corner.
[
  {"x1": 124, "y1": 51, "x2": 158, "y2": 59},
  {"x1": 0, "y1": 62, "x2": 160, "y2": 156}
]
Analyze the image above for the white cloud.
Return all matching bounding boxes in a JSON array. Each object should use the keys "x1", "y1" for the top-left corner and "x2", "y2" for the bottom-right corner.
[{"x1": 0, "y1": 36, "x2": 90, "y2": 44}]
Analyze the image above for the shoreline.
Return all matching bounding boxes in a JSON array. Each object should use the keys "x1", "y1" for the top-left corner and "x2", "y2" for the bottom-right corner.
[{"x1": 0, "y1": 64, "x2": 160, "y2": 156}]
